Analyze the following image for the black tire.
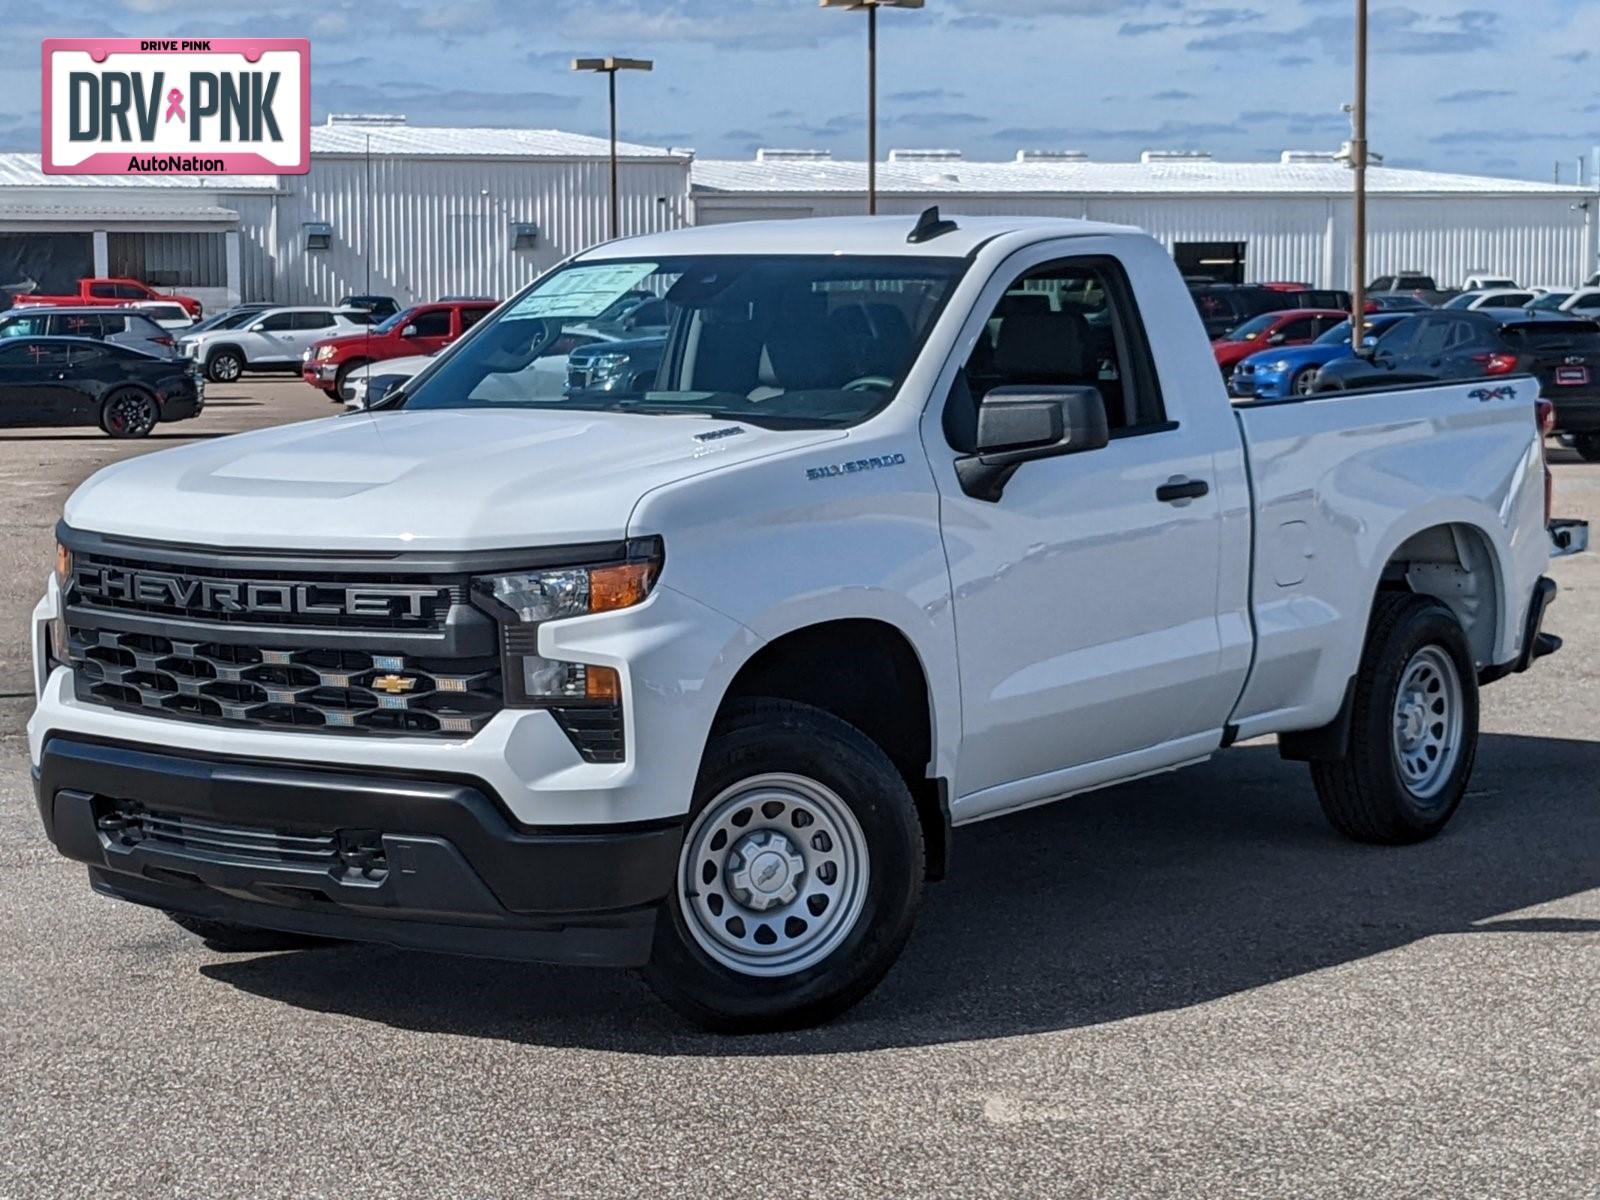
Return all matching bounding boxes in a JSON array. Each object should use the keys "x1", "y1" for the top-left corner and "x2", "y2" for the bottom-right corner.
[
  {"x1": 165, "y1": 911, "x2": 334, "y2": 953},
  {"x1": 1310, "y1": 593, "x2": 1480, "y2": 845},
  {"x1": 205, "y1": 347, "x2": 244, "y2": 383},
  {"x1": 1290, "y1": 365, "x2": 1320, "y2": 396},
  {"x1": 644, "y1": 698, "x2": 925, "y2": 1032},
  {"x1": 334, "y1": 359, "x2": 369, "y2": 401},
  {"x1": 99, "y1": 387, "x2": 159, "y2": 438},
  {"x1": 1574, "y1": 434, "x2": 1600, "y2": 463}
]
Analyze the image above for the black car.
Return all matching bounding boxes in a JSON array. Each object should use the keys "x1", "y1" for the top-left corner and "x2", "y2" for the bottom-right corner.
[
  {"x1": 337, "y1": 294, "x2": 400, "y2": 320},
  {"x1": 564, "y1": 333, "x2": 668, "y2": 395},
  {"x1": 1363, "y1": 294, "x2": 1433, "y2": 313},
  {"x1": 1314, "y1": 312, "x2": 1600, "y2": 446},
  {"x1": 0, "y1": 337, "x2": 203, "y2": 438}
]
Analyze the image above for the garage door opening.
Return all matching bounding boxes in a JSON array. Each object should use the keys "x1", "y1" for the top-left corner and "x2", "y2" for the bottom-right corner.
[{"x1": 1175, "y1": 241, "x2": 1246, "y2": 284}]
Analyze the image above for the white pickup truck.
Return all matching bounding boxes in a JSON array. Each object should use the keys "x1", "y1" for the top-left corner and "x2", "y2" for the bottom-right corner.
[{"x1": 30, "y1": 213, "x2": 1586, "y2": 1031}]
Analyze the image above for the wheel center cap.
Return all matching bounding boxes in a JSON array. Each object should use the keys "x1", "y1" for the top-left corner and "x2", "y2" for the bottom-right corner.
[
  {"x1": 1398, "y1": 691, "x2": 1429, "y2": 747},
  {"x1": 726, "y1": 830, "x2": 805, "y2": 912}
]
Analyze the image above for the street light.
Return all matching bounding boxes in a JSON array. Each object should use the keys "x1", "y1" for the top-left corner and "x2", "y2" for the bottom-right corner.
[
  {"x1": 820, "y1": 0, "x2": 925, "y2": 215},
  {"x1": 572, "y1": 56, "x2": 654, "y2": 240}
]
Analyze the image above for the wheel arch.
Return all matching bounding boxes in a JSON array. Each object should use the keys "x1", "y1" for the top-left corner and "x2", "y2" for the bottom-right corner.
[
  {"x1": 1374, "y1": 519, "x2": 1505, "y2": 671},
  {"x1": 711, "y1": 617, "x2": 950, "y2": 879}
]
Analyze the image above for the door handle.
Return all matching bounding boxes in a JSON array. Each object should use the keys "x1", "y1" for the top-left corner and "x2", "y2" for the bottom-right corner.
[{"x1": 1156, "y1": 477, "x2": 1210, "y2": 504}]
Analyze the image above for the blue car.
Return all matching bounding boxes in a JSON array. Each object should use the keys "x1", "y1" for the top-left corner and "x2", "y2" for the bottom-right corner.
[{"x1": 1231, "y1": 313, "x2": 1411, "y2": 399}]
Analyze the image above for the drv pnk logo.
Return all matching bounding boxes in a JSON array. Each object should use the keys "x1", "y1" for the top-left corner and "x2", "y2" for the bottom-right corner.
[{"x1": 42, "y1": 38, "x2": 309, "y2": 176}]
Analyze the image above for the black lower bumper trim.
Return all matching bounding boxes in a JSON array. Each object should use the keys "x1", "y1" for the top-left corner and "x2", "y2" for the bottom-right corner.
[
  {"x1": 34, "y1": 735, "x2": 684, "y2": 968},
  {"x1": 1480, "y1": 576, "x2": 1560, "y2": 686}
]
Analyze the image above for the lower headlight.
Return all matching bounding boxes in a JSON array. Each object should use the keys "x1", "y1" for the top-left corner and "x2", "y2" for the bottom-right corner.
[{"x1": 472, "y1": 538, "x2": 662, "y2": 707}]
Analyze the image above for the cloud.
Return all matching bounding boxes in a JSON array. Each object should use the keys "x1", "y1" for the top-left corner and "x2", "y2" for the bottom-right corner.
[
  {"x1": 1190, "y1": 7, "x2": 1502, "y2": 57},
  {"x1": 1438, "y1": 89, "x2": 1514, "y2": 103}
]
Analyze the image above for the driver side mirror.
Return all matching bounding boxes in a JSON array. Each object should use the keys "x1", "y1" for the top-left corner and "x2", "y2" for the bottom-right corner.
[
  {"x1": 400, "y1": 324, "x2": 418, "y2": 338},
  {"x1": 247, "y1": 322, "x2": 265, "y2": 332},
  {"x1": 955, "y1": 385, "x2": 1110, "y2": 502}
]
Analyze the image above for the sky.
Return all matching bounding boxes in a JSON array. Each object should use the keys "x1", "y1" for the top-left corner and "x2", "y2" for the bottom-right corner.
[{"x1": 3, "y1": 0, "x2": 1599, "y2": 182}]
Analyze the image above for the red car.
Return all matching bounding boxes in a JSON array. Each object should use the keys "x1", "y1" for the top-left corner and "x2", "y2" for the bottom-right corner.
[
  {"x1": 18, "y1": 276, "x2": 203, "y2": 318},
  {"x1": 1213, "y1": 308, "x2": 1348, "y2": 373},
  {"x1": 303, "y1": 298, "x2": 497, "y2": 398}
]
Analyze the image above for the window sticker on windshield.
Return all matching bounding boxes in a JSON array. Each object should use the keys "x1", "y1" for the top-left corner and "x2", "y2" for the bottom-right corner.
[{"x1": 505, "y1": 263, "x2": 659, "y2": 320}]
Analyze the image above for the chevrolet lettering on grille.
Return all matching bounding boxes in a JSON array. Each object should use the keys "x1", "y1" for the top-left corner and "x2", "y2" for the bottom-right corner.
[{"x1": 74, "y1": 565, "x2": 445, "y2": 621}]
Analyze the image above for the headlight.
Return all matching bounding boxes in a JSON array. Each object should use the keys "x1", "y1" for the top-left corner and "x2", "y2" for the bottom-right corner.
[
  {"x1": 316, "y1": 345, "x2": 336, "y2": 360},
  {"x1": 587, "y1": 353, "x2": 631, "y2": 386},
  {"x1": 1268, "y1": 360, "x2": 1294, "y2": 372},
  {"x1": 472, "y1": 538, "x2": 662, "y2": 706}
]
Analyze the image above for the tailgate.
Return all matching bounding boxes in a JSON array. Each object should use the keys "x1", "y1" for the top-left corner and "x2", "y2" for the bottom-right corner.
[{"x1": 1506, "y1": 321, "x2": 1600, "y2": 409}]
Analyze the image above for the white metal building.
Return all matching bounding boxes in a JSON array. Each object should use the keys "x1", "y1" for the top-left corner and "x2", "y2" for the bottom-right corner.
[
  {"x1": 0, "y1": 116, "x2": 692, "y2": 309},
  {"x1": 691, "y1": 150, "x2": 1600, "y2": 290}
]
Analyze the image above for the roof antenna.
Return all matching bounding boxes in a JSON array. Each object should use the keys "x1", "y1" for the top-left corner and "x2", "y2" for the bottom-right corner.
[{"x1": 907, "y1": 205, "x2": 959, "y2": 244}]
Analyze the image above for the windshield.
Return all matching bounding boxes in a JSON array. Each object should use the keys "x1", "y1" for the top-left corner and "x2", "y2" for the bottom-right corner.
[
  {"x1": 1502, "y1": 322, "x2": 1600, "y2": 352},
  {"x1": 188, "y1": 308, "x2": 259, "y2": 334},
  {"x1": 1529, "y1": 293, "x2": 1571, "y2": 311},
  {"x1": 1224, "y1": 313, "x2": 1279, "y2": 341},
  {"x1": 1314, "y1": 320, "x2": 1356, "y2": 345},
  {"x1": 1443, "y1": 294, "x2": 1478, "y2": 310},
  {"x1": 399, "y1": 255, "x2": 963, "y2": 428},
  {"x1": 371, "y1": 306, "x2": 418, "y2": 334}
]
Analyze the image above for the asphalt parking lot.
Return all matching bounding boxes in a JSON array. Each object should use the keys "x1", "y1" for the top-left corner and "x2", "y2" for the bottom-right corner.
[{"x1": 0, "y1": 378, "x2": 1596, "y2": 1198}]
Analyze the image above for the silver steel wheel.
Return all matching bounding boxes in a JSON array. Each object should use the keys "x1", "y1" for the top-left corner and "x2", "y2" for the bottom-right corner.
[
  {"x1": 679, "y1": 772, "x2": 870, "y2": 978},
  {"x1": 1391, "y1": 645, "x2": 1464, "y2": 801}
]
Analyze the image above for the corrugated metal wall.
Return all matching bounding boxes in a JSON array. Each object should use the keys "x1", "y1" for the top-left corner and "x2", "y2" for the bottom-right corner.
[
  {"x1": 224, "y1": 156, "x2": 690, "y2": 306},
  {"x1": 107, "y1": 231, "x2": 229, "y2": 287},
  {"x1": 694, "y1": 192, "x2": 1598, "y2": 289}
]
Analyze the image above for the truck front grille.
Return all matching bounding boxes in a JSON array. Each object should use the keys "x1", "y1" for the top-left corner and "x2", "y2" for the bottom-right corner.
[
  {"x1": 68, "y1": 627, "x2": 501, "y2": 736},
  {"x1": 98, "y1": 803, "x2": 387, "y2": 878}
]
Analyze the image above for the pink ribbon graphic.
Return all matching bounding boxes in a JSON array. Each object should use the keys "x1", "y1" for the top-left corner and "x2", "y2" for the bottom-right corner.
[{"x1": 164, "y1": 88, "x2": 185, "y2": 123}]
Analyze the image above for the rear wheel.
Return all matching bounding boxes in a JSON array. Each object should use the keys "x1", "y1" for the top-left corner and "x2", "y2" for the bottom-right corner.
[
  {"x1": 205, "y1": 348, "x2": 243, "y2": 383},
  {"x1": 1574, "y1": 434, "x2": 1600, "y2": 462},
  {"x1": 1310, "y1": 593, "x2": 1479, "y2": 844},
  {"x1": 99, "y1": 387, "x2": 159, "y2": 438},
  {"x1": 644, "y1": 699, "x2": 924, "y2": 1032}
]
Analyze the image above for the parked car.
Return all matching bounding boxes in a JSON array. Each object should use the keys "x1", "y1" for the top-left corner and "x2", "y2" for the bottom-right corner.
[
  {"x1": 1557, "y1": 289, "x2": 1600, "y2": 316},
  {"x1": 564, "y1": 333, "x2": 668, "y2": 396},
  {"x1": 181, "y1": 306, "x2": 374, "y2": 382},
  {"x1": 344, "y1": 352, "x2": 435, "y2": 410},
  {"x1": 131, "y1": 301, "x2": 198, "y2": 331},
  {"x1": 1230, "y1": 312, "x2": 1411, "y2": 399},
  {"x1": 31, "y1": 213, "x2": 1584, "y2": 1030},
  {"x1": 1442, "y1": 289, "x2": 1539, "y2": 311},
  {"x1": 1314, "y1": 310, "x2": 1600, "y2": 409},
  {"x1": 1368, "y1": 273, "x2": 1457, "y2": 306},
  {"x1": 1528, "y1": 291, "x2": 1574, "y2": 312},
  {"x1": 303, "y1": 299, "x2": 497, "y2": 398},
  {"x1": 17, "y1": 276, "x2": 202, "y2": 318},
  {"x1": 1188, "y1": 284, "x2": 1351, "y2": 340},
  {"x1": 0, "y1": 306, "x2": 177, "y2": 357},
  {"x1": 181, "y1": 304, "x2": 274, "y2": 336},
  {"x1": 1213, "y1": 308, "x2": 1348, "y2": 375},
  {"x1": 1461, "y1": 274, "x2": 1519, "y2": 292},
  {"x1": 0, "y1": 336, "x2": 201, "y2": 437},
  {"x1": 1364, "y1": 293, "x2": 1433, "y2": 313},
  {"x1": 338, "y1": 294, "x2": 401, "y2": 320}
]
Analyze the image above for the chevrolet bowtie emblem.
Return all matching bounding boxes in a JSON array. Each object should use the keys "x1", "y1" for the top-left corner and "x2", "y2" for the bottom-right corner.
[{"x1": 371, "y1": 674, "x2": 418, "y2": 695}]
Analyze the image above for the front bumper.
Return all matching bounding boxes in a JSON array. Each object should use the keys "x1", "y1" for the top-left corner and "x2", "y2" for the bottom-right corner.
[
  {"x1": 33, "y1": 735, "x2": 683, "y2": 966},
  {"x1": 303, "y1": 363, "x2": 338, "y2": 385}
]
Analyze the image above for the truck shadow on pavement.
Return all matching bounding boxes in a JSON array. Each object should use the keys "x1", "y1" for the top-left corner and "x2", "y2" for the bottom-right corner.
[{"x1": 201, "y1": 732, "x2": 1600, "y2": 1053}]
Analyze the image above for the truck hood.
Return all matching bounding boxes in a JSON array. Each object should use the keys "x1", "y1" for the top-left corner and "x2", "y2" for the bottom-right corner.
[{"x1": 64, "y1": 408, "x2": 843, "y2": 551}]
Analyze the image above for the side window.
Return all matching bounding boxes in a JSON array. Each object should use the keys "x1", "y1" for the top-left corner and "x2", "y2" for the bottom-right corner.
[
  {"x1": 256, "y1": 312, "x2": 295, "y2": 331},
  {"x1": 69, "y1": 342, "x2": 109, "y2": 366},
  {"x1": 1314, "y1": 315, "x2": 1346, "y2": 336},
  {"x1": 1276, "y1": 317, "x2": 1317, "y2": 342},
  {"x1": 1376, "y1": 316, "x2": 1423, "y2": 352},
  {"x1": 459, "y1": 306, "x2": 490, "y2": 331},
  {"x1": 1409, "y1": 318, "x2": 1454, "y2": 359},
  {"x1": 21, "y1": 342, "x2": 72, "y2": 367},
  {"x1": 410, "y1": 309, "x2": 451, "y2": 337},
  {"x1": 1446, "y1": 320, "x2": 1484, "y2": 350},
  {"x1": 1, "y1": 314, "x2": 50, "y2": 338},
  {"x1": 1370, "y1": 277, "x2": 1393, "y2": 292},
  {"x1": 953, "y1": 257, "x2": 1166, "y2": 448},
  {"x1": 101, "y1": 315, "x2": 129, "y2": 334},
  {"x1": 292, "y1": 312, "x2": 335, "y2": 330},
  {"x1": 58, "y1": 313, "x2": 106, "y2": 338},
  {"x1": 127, "y1": 316, "x2": 163, "y2": 338},
  {"x1": 112, "y1": 283, "x2": 146, "y2": 299},
  {"x1": 88, "y1": 282, "x2": 117, "y2": 298}
]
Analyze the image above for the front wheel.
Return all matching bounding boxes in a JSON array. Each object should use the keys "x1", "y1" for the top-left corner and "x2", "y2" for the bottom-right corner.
[
  {"x1": 1574, "y1": 434, "x2": 1600, "y2": 462},
  {"x1": 205, "y1": 348, "x2": 243, "y2": 383},
  {"x1": 644, "y1": 699, "x2": 924, "y2": 1032},
  {"x1": 1291, "y1": 365, "x2": 1320, "y2": 396},
  {"x1": 1310, "y1": 593, "x2": 1480, "y2": 844},
  {"x1": 334, "y1": 359, "x2": 368, "y2": 401},
  {"x1": 100, "y1": 387, "x2": 159, "y2": 438}
]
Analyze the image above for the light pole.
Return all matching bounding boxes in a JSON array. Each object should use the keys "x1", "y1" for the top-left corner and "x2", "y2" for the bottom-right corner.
[
  {"x1": 572, "y1": 56, "x2": 654, "y2": 240},
  {"x1": 1349, "y1": 0, "x2": 1369, "y2": 341},
  {"x1": 820, "y1": 0, "x2": 924, "y2": 214}
]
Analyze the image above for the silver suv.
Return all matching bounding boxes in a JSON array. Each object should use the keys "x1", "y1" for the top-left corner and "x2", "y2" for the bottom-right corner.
[{"x1": 0, "y1": 306, "x2": 176, "y2": 356}]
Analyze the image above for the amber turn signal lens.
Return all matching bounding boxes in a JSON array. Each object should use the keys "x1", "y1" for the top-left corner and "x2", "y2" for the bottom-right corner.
[
  {"x1": 585, "y1": 665, "x2": 621, "y2": 703},
  {"x1": 589, "y1": 560, "x2": 659, "y2": 613},
  {"x1": 54, "y1": 542, "x2": 72, "y2": 589}
]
